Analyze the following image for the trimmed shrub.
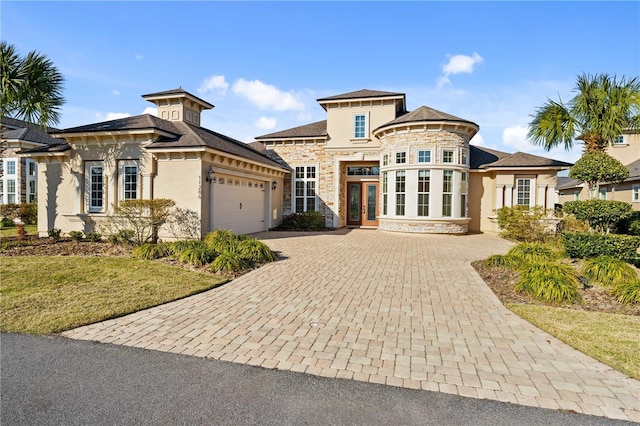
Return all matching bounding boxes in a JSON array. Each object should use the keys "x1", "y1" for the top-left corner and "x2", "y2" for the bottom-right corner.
[
  {"x1": 132, "y1": 243, "x2": 173, "y2": 260},
  {"x1": 1, "y1": 217, "x2": 15, "y2": 228},
  {"x1": 516, "y1": 261, "x2": 581, "y2": 304},
  {"x1": 48, "y1": 228, "x2": 61, "y2": 242},
  {"x1": 84, "y1": 232, "x2": 102, "y2": 242},
  {"x1": 1, "y1": 203, "x2": 37, "y2": 225},
  {"x1": 107, "y1": 229, "x2": 135, "y2": 246},
  {"x1": 563, "y1": 200, "x2": 633, "y2": 234},
  {"x1": 582, "y1": 256, "x2": 637, "y2": 287},
  {"x1": 495, "y1": 205, "x2": 554, "y2": 242},
  {"x1": 275, "y1": 211, "x2": 326, "y2": 231},
  {"x1": 561, "y1": 232, "x2": 640, "y2": 266},
  {"x1": 69, "y1": 231, "x2": 83, "y2": 242},
  {"x1": 238, "y1": 239, "x2": 276, "y2": 264},
  {"x1": 612, "y1": 278, "x2": 640, "y2": 305}
]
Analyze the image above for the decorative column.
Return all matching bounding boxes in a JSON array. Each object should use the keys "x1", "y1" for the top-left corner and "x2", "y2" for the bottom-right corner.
[
  {"x1": 495, "y1": 185, "x2": 505, "y2": 210},
  {"x1": 537, "y1": 184, "x2": 547, "y2": 209},
  {"x1": 505, "y1": 184, "x2": 514, "y2": 207}
]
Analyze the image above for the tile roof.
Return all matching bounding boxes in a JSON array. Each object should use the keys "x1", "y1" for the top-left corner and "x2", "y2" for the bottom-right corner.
[
  {"x1": 255, "y1": 120, "x2": 328, "y2": 140},
  {"x1": 317, "y1": 89, "x2": 405, "y2": 102},
  {"x1": 1, "y1": 116, "x2": 59, "y2": 132},
  {"x1": 3, "y1": 126, "x2": 62, "y2": 146},
  {"x1": 52, "y1": 114, "x2": 181, "y2": 135},
  {"x1": 470, "y1": 145, "x2": 572, "y2": 170},
  {"x1": 379, "y1": 106, "x2": 478, "y2": 129}
]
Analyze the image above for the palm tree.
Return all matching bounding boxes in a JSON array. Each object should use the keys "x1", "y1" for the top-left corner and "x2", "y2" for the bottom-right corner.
[
  {"x1": 1, "y1": 41, "x2": 65, "y2": 128},
  {"x1": 528, "y1": 74, "x2": 640, "y2": 153}
]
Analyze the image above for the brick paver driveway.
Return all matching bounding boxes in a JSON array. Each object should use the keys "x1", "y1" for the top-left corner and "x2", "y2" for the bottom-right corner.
[{"x1": 64, "y1": 229, "x2": 639, "y2": 422}]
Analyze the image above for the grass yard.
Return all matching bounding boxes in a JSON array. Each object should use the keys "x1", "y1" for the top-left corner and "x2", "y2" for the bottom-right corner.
[
  {"x1": 508, "y1": 304, "x2": 640, "y2": 380},
  {"x1": 0, "y1": 256, "x2": 228, "y2": 335},
  {"x1": 0, "y1": 224, "x2": 37, "y2": 238}
]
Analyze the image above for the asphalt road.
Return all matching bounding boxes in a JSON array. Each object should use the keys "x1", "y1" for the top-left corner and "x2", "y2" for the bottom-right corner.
[{"x1": 1, "y1": 333, "x2": 633, "y2": 426}]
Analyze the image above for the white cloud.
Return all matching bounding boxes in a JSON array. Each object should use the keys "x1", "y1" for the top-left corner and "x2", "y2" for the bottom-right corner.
[
  {"x1": 470, "y1": 133, "x2": 485, "y2": 146},
  {"x1": 142, "y1": 107, "x2": 157, "y2": 116},
  {"x1": 255, "y1": 116, "x2": 277, "y2": 130},
  {"x1": 502, "y1": 125, "x2": 530, "y2": 151},
  {"x1": 232, "y1": 78, "x2": 305, "y2": 111},
  {"x1": 437, "y1": 52, "x2": 483, "y2": 88},
  {"x1": 96, "y1": 112, "x2": 131, "y2": 122},
  {"x1": 198, "y1": 75, "x2": 229, "y2": 96},
  {"x1": 112, "y1": 89, "x2": 120, "y2": 96}
]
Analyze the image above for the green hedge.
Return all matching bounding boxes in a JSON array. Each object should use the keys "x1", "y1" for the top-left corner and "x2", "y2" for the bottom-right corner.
[
  {"x1": 562, "y1": 200, "x2": 632, "y2": 233},
  {"x1": 561, "y1": 232, "x2": 640, "y2": 266},
  {"x1": 274, "y1": 211, "x2": 326, "y2": 231}
]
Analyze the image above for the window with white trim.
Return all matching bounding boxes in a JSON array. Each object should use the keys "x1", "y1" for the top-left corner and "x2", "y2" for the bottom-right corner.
[
  {"x1": 28, "y1": 160, "x2": 36, "y2": 176},
  {"x1": 460, "y1": 171, "x2": 468, "y2": 217},
  {"x1": 382, "y1": 155, "x2": 388, "y2": 166},
  {"x1": 119, "y1": 161, "x2": 139, "y2": 201},
  {"x1": 442, "y1": 170, "x2": 453, "y2": 217},
  {"x1": 461, "y1": 149, "x2": 468, "y2": 166},
  {"x1": 382, "y1": 172, "x2": 388, "y2": 215},
  {"x1": 395, "y1": 151, "x2": 406, "y2": 164},
  {"x1": 417, "y1": 170, "x2": 430, "y2": 217},
  {"x1": 417, "y1": 150, "x2": 431, "y2": 163},
  {"x1": 28, "y1": 180, "x2": 36, "y2": 203},
  {"x1": 6, "y1": 179, "x2": 16, "y2": 204},
  {"x1": 574, "y1": 191, "x2": 580, "y2": 201},
  {"x1": 395, "y1": 171, "x2": 406, "y2": 216},
  {"x1": 354, "y1": 114, "x2": 367, "y2": 139},
  {"x1": 86, "y1": 162, "x2": 105, "y2": 213},
  {"x1": 6, "y1": 160, "x2": 16, "y2": 175},
  {"x1": 613, "y1": 135, "x2": 625, "y2": 145},
  {"x1": 633, "y1": 184, "x2": 639, "y2": 202},
  {"x1": 515, "y1": 178, "x2": 532, "y2": 206},
  {"x1": 442, "y1": 149, "x2": 455, "y2": 164},
  {"x1": 599, "y1": 187, "x2": 607, "y2": 200},
  {"x1": 294, "y1": 166, "x2": 317, "y2": 213}
]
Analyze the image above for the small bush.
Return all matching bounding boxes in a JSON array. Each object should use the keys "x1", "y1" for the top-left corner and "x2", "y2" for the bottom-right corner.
[
  {"x1": 108, "y1": 229, "x2": 135, "y2": 246},
  {"x1": 0, "y1": 217, "x2": 15, "y2": 228},
  {"x1": 48, "y1": 228, "x2": 61, "y2": 242},
  {"x1": 169, "y1": 240, "x2": 206, "y2": 256},
  {"x1": 516, "y1": 261, "x2": 581, "y2": 304},
  {"x1": 204, "y1": 229, "x2": 238, "y2": 252},
  {"x1": 84, "y1": 232, "x2": 102, "y2": 242},
  {"x1": 132, "y1": 243, "x2": 173, "y2": 260},
  {"x1": 561, "y1": 232, "x2": 640, "y2": 266},
  {"x1": 612, "y1": 278, "x2": 640, "y2": 305},
  {"x1": 558, "y1": 214, "x2": 590, "y2": 233},
  {"x1": 275, "y1": 211, "x2": 326, "y2": 231},
  {"x1": 17, "y1": 203, "x2": 37, "y2": 225},
  {"x1": 238, "y1": 239, "x2": 276, "y2": 264},
  {"x1": 177, "y1": 243, "x2": 216, "y2": 267},
  {"x1": 507, "y1": 242, "x2": 559, "y2": 263},
  {"x1": 210, "y1": 251, "x2": 250, "y2": 273},
  {"x1": 582, "y1": 256, "x2": 637, "y2": 287},
  {"x1": 563, "y1": 200, "x2": 633, "y2": 234},
  {"x1": 484, "y1": 254, "x2": 521, "y2": 269},
  {"x1": 69, "y1": 231, "x2": 84, "y2": 242},
  {"x1": 495, "y1": 205, "x2": 554, "y2": 242},
  {"x1": 629, "y1": 218, "x2": 640, "y2": 236}
]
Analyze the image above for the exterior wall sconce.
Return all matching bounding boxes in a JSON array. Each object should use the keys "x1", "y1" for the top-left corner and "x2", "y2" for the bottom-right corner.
[
  {"x1": 272, "y1": 181, "x2": 277, "y2": 190},
  {"x1": 205, "y1": 167, "x2": 214, "y2": 182}
]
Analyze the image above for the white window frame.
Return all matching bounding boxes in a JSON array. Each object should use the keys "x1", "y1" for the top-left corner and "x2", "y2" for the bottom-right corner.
[
  {"x1": 28, "y1": 180, "x2": 36, "y2": 203},
  {"x1": 442, "y1": 170, "x2": 453, "y2": 217},
  {"x1": 27, "y1": 160, "x2": 36, "y2": 176},
  {"x1": 442, "y1": 149, "x2": 455, "y2": 164},
  {"x1": 395, "y1": 151, "x2": 407, "y2": 164},
  {"x1": 382, "y1": 172, "x2": 388, "y2": 215},
  {"x1": 6, "y1": 179, "x2": 16, "y2": 204},
  {"x1": 293, "y1": 165, "x2": 318, "y2": 213},
  {"x1": 352, "y1": 112, "x2": 369, "y2": 139},
  {"x1": 119, "y1": 160, "x2": 140, "y2": 201},
  {"x1": 85, "y1": 161, "x2": 105, "y2": 213},
  {"x1": 613, "y1": 135, "x2": 626, "y2": 145},
  {"x1": 395, "y1": 170, "x2": 406, "y2": 216},
  {"x1": 417, "y1": 149, "x2": 432, "y2": 164},
  {"x1": 5, "y1": 160, "x2": 16, "y2": 176},
  {"x1": 417, "y1": 169, "x2": 430, "y2": 217},
  {"x1": 599, "y1": 187, "x2": 607, "y2": 200},
  {"x1": 515, "y1": 178, "x2": 533, "y2": 206},
  {"x1": 461, "y1": 149, "x2": 468, "y2": 166},
  {"x1": 460, "y1": 171, "x2": 468, "y2": 217},
  {"x1": 633, "y1": 184, "x2": 639, "y2": 203}
]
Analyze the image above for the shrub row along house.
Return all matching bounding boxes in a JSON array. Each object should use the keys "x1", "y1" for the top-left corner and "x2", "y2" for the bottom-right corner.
[{"x1": 17, "y1": 88, "x2": 573, "y2": 238}]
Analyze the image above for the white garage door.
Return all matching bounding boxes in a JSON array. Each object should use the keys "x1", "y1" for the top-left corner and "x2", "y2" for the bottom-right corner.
[{"x1": 213, "y1": 178, "x2": 266, "y2": 235}]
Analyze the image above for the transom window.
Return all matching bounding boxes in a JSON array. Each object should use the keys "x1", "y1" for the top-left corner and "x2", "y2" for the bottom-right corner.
[
  {"x1": 395, "y1": 171, "x2": 406, "y2": 216},
  {"x1": 417, "y1": 170, "x2": 430, "y2": 217},
  {"x1": 516, "y1": 178, "x2": 532, "y2": 206},
  {"x1": 347, "y1": 166, "x2": 379, "y2": 176},
  {"x1": 417, "y1": 150, "x2": 431, "y2": 163},
  {"x1": 395, "y1": 152, "x2": 406, "y2": 164},
  {"x1": 294, "y1": 166, "x2": 317, "y2": 213},
  {"x1": 354, "y1": 114, "x2": 366, "y2": 138},
  {"x1": 442, "y1": 149, "x2": 455, "y2": 164}
]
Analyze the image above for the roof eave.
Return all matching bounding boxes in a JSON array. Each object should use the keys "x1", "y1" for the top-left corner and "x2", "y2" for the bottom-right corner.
[{"x1": 52, "y1": 128, "x2": 178, "y2": 139}]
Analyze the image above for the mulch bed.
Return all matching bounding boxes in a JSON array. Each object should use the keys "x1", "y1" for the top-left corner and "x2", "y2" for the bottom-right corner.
[
  {"x1": 472, "y1": 259, "x2": 640, "y2": 316},
  {"x1": 1, "y1": 236, "x2": 131, "y2": 257}
]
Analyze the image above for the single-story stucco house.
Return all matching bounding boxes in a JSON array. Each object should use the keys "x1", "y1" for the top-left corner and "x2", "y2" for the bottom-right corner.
[
  {"x1": 22, "y1": 87, "x2": 574, "y2": 238},
  {"x1": 557, "y1": 132, "x2": 639, "y2": 209}
]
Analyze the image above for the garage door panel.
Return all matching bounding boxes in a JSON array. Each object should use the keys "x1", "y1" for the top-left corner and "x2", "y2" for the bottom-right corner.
[{"x1": 213, "y1": 182, "x2": 265, "y2": 235}]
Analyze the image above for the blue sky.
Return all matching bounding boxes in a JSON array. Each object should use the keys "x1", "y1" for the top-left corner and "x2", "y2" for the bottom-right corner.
[{"x1": 4, "y1": 1, "x2": 639, "y2": 163}]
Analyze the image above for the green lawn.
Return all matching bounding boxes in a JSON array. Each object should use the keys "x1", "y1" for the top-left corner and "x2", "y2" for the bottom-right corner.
[
  {"x1": 0, "y1": 256, "x2": 228, "y2": 334},
  {"x1": 508, "y1": 304, "x2": 640, "y2": 380},
  {"x1": 0, "y1": 224, "x2": 37, "y2": 238}
]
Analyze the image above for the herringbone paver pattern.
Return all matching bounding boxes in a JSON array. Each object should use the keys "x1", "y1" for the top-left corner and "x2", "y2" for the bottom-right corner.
[{"x1": 63, "y1": 230, "x2": 640, "y2": 422}]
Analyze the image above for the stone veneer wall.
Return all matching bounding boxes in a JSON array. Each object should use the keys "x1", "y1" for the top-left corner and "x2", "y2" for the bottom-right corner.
[
  {"x1": 379, "y1": 128, "x2": 469, "y2": 161},
  {"x1": 379, "y1": 218, "x2": 468, "y2": 234}
]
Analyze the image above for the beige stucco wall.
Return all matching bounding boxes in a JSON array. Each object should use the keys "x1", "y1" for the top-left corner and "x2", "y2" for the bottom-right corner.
[
  {"x1": 559, "y1": 180, "x2": 640, "y2": 211},
  {"x1": 607, "y1": 133, "x2": 639, "y2": 165}
]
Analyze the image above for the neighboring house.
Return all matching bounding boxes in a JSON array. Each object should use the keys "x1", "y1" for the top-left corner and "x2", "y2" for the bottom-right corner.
[
  {"x1": 20, "y1": 89, "x2": 288, "y2": 238},
  {"x1": 557, "y1": 132, "x2": 640, "y2": 210},
  {"x1": 256, "y1": 89, "x2": 572, "y2": 233},
  {"x1": 1, "y1": 117, "x2": 62, "y2": 205}
]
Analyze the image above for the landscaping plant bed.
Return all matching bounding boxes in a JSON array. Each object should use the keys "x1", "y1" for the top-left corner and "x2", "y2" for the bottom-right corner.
[
  {"x1": 1, "y1": 236, "x2": 131, "y2": 257},
  {"x1": 473, "y1": 259, "x2": 640, "y2": 316}
]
